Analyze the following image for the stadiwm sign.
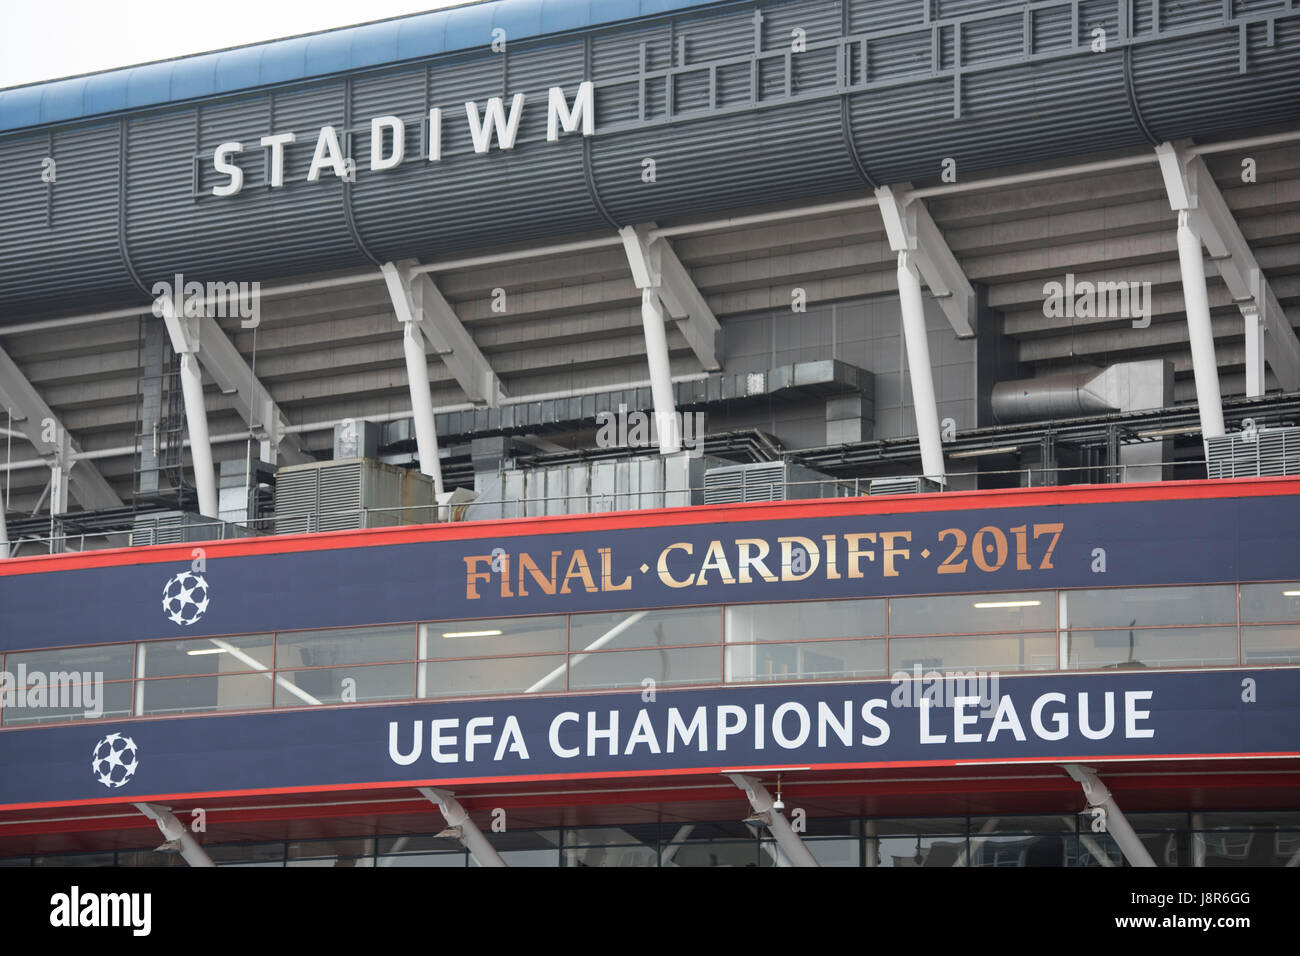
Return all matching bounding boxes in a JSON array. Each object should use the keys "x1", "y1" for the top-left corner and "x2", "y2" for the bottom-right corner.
[{"x1": 210, "y1": 82, "x2": 594, "y2": 197}]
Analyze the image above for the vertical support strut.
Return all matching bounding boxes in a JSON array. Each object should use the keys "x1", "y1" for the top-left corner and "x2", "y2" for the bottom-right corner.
[
  {"x1": 1063, "y1": 765, "x2": 1156, "y2": 868},
  {"x1": 418, "y1": 787, "x2": 507, "y2": 867}
]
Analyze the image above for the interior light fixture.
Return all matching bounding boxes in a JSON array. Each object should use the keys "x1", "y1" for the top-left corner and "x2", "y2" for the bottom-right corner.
[
  {"x1": 1284, "y1": 591, "x2": 1300, "y2": 598},
  {"x1": 442, "y1": 629, "x2": 504, "y2": 639},
  {"x1": 1136, "y1": 425, "x2": 1202, "y2": 438},
  {"x1": 186, "y1": 647, "x2": 232, "y2": 656},
  {"x1": 973, "y1": 600, "x2": 1042, "y2": 609}
]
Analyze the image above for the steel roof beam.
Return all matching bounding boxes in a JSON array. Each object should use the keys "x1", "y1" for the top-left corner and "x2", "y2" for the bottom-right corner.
[
  {"x1": 874, "y1": 185, "x2": 976, "y2": 339},
  {"x1": 385, "y1": 259, "x2": 504, "y2": 407},
  {"x1": 134, "y1": 803, "x2": 215, "y2": 867},
  {"x1": 1063, "y1": 764, "x2": 1156, "y2": 868},
  {"x1": 725, "y1": 773, "x2": 819, "y2": 867},
  {"x1": 194, "y1": 315, "x2": 311, "y2": 465},
  {"x1": 0, "y1": 343, "x2": 122, "y2": 513},
  {"x1": 418, "y1": 787, "x2": 507, "y2": 867},
  {"x1": 620, "y1": 225, "x2": 683, "y2": 454},
  {"x1": 1156, "y1": 143, "x2": 1299, "y2": 397}
]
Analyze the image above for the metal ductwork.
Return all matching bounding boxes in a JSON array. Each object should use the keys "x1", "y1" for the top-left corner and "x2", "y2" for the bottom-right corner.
[{"x1": 992, "y1": 362, "x2": 1173, "y2": 425}]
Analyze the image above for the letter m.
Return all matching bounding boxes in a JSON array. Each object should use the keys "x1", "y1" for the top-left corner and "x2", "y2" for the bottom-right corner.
[
  {"x1": 206, "y1": 281, "x2": 240, "y2": 319},
  {"x1": 1095, "y1": 280, "x2": 1128, "y2": 318},
  {"x1": 548, "y1": 82, "x2": 594, "y2": 141}
]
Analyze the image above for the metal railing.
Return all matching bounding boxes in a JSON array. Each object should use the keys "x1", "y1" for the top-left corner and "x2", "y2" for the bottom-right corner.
[{"x1": 1, "y1": 458, "x2": 1218, "y2": 557}]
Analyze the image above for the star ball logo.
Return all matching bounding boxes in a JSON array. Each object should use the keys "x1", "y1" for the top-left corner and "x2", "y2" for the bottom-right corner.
[
  {"x1": 162, "y1": 570, "x2": 210, "y2": 626},
  {"x1": 91, "y1": 733, "x2": 140, "y2": 789}
]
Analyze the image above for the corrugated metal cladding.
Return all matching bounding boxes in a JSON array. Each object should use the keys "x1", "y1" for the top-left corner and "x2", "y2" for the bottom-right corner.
[{"x1": 1, "y1": 0, "x2": 1298, "y2": 320}]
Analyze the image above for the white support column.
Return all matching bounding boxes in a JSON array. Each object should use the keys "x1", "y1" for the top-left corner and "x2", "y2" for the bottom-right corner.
[
  {"x1": 387, "y1": 259, "x2": 505, "y2": 407},
  {"x1": 382, "y1": 262, "x2": 446, "y2": 496},
  {"x1": 133, "y1": 803, "x2": 215, "y2": 868},
  {"x1": 1063, "y1": 764, "x2": 1156, "y2": 868},
  {"x1": 896, "y1": 251, "x2": 947, "y2": 484},
  {"x1": 1175, "y1": 211, "x2": 1227, "y2": 440},
  {"x1": 875, "y1": 185, "x2": 967, "y2": 485},
  {"x1": 418, "y1": 787, "x2": 507, "y2": 867},
  {"x1": 725, "y1": 773, "x2": 819, "y2": 868},
  {"x1": 620, "y1": 225, "x2": 682, "y2": 454},
  {"x1": 158, "y1": 298, "x2": 219, "y2": 518},
  {"x1": 1156, "y1": 143, "x2": 1300, "y2": 398}
]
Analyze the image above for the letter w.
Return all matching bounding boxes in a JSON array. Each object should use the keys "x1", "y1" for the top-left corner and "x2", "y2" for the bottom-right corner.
[{"x1": 466, "y1": 94, "x2": 526, "y2": 153}]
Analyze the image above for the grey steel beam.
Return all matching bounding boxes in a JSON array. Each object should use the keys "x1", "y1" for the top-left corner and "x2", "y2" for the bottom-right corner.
[
  {"x1": 0, "y1": 343, "x2": 122, "y2": 513},
  {"x1": 384, "y1": 259, "x2": 504, "y2": 407},
  {"x1": 874, "y1": 185, "x2": 976, "y2": 339},
  {"x1": 194, "y1": 315, "x2": 311, "y2": 465},
  {"x1": 1063, "y1": 765, "x2": 1156, "y2": 868},
  {"x1": 649, "y1": 237, "x2": 722, "y2": 372},
  {"x1": 134, "y1": 803, "x2": 215, "y2": 868},
  {"x1": 1155, "y1": 143, "x2": 1299, "y2": 397},
  {"x1": 417, "y1": 787, "x2": 507, "y2": 867},
  {"x1": 725, "y1": 773, "x2": 819, "y2": 867}
]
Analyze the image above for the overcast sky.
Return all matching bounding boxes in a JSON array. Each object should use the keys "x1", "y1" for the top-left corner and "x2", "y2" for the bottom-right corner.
[{"x1": 0, "y1": 0, "x2": 478, "y2": 89}]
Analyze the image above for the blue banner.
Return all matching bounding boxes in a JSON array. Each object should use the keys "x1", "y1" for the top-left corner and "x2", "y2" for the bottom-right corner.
[
  {"x1": 1, "y1": 492, "x2": 1299, "y2": 653},
  {"x1": 1, "y1": 668, "x2": 1296, "y2": 809}
]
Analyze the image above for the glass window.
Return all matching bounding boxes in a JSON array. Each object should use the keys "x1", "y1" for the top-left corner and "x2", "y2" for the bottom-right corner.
[
  {"x1": 567, "y1": 645, "x2": 720, "y2": 691},
  {"x1": 420, "y1": 655, "x2": 567, "y2": 698},
  {"x1": 1066, "y1": 627, "x2": 1237, "y2": 670},
  {"x1": 1062, "y1": 585, "x2": 1235, "y2": 628},
  {"x1": 136, "y1": 672, "x2": 272, "y2": 716},
  {"x1": 889, "y1": 592, "x2": 1054, "y2": 636},
  {"x1": 1242, "y1": 625, "x2": 1300, "y2": 665},
  {"x1": 419, "y1": 616, "x2": 565, "y2": 659},
  {"x1": 726, "y1": 639, "x2": 886, "y2": 683},
  {"x1": 1, "y1": 679, "x2": 132, "y2": 727},
  {"x1": 889, "y1": 634, "x2": 1057, "y2": 672},
  {"x1": 725, "y1": 599, "x2": 884, "y2": 643},
  {"x1": 274, "y1": 663, "x2": 413, "y2": 707},
  {"x1": 276, "y1": 625, "x2": 414, "y2": 668},
  {"x1": 565, "y1": 844, "x2": 659, "y2": 867},
  {"x1": 287, "y1": 838, "x2": 375, "y2": 867},
  {"x1": 570, "y1": 607, "x2": 720, "y2": 650},
  {"x1": 1240, "y1": 583, "x2": 1300, "y2": 623},
  {"x1": 138, "y1": 635, "x2": 273, "y2": 678},
  {"x1": 5, "y1": 643, "x2": 133, "y2": 682},
  {"x1": 203, "y1": 843, "x2": 286, "y2": 866},
  {"x1": 481, "y1": 830, "x2": 560, "y2": 868}
]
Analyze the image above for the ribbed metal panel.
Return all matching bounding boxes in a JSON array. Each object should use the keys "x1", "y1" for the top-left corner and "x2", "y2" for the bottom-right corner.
[
  {"x1": 1133, "y1": 19, "x2": 1300, "y2": 144},
  {"x1": 1, "y1": 0, "x2": 1298, "y2": 317},
  {"x1": 0, "y1": 123, "x2": 140, "y2": 315}
]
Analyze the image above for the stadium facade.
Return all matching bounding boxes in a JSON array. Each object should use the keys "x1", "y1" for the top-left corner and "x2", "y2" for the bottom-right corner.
[{"x1": 0, "y1": 0, "x2": 1298, "y2": 867}]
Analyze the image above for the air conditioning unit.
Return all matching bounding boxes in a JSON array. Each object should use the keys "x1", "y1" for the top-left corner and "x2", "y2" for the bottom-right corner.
[
  {"x1": 467, "y1": 454, "x2": 721, "y2": 520},
  {"x1": 702, "y1": 461, "x2": 837, "y2": 504},
  {"x1": 867, "y1": 476, "x2": 944, "y2": 496},
  {"x1": 274, "y1": 459, "x2": 437, "y2": 533},
  {"x1": 1205, "y1": 426, "x2": 1300, "y2": 479},
  {"x1": 130, "y1": 511, "x2": 256, "y2": 546}
]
